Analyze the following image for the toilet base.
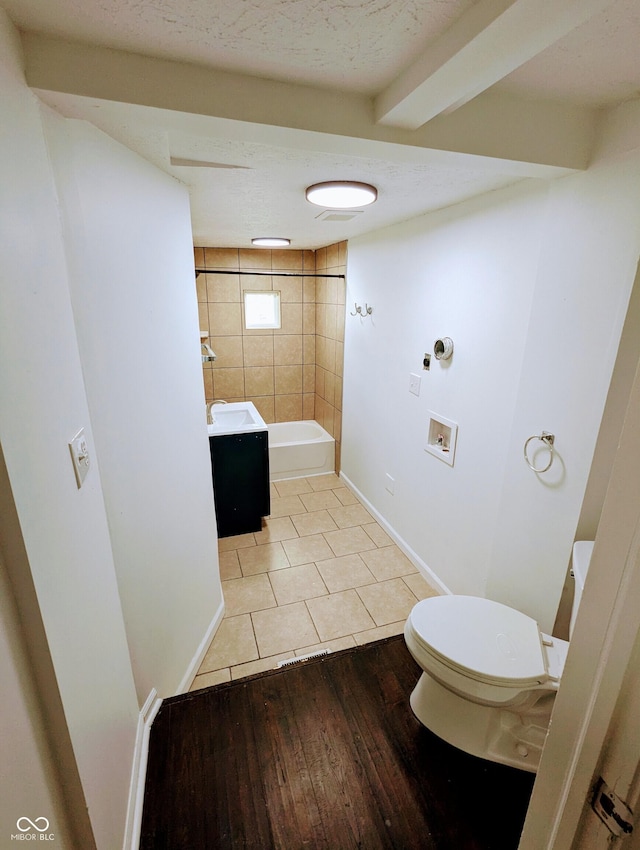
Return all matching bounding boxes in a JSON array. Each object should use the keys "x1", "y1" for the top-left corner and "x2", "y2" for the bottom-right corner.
[{"x1": 409, "y1": 672, "x2": 554, "y2": 773}]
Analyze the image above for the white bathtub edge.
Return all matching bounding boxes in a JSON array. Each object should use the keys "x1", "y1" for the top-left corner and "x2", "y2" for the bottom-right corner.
[
  {"x1": 267, "y1": 420, "x2": 333, "y2": 447},
  {"x1": 268, "y1": 419, "x2": 335, "y2": 481},
  {"x1": 338, "y1": 471, "x2": 452, "y2": 597},
  {"x1": 271, "y1": 469, "x2": 336, "y2": 482}
]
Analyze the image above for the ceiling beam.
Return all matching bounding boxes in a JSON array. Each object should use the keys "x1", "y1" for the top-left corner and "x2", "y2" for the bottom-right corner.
[
  {"x1": 23, "y1": 32, "x2": 594, "y2": 174},
  {"x1": 375, "y1": 0, "x2": 615, "y2": 130}
]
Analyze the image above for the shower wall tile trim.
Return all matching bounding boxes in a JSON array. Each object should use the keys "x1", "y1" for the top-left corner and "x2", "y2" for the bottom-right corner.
[{"x1": 195, "y1": 243, "x2": 346, "y2": 472}]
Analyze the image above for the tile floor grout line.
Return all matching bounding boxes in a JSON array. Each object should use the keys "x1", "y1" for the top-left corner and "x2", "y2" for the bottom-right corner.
[{"x1": 192, "y1": 474, "x2": 439, "y2": 689}]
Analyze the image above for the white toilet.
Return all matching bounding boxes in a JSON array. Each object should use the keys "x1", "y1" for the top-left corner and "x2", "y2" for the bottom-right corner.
[{"x1": 404, "y1": 540, "x2": 594, "y2": 772}]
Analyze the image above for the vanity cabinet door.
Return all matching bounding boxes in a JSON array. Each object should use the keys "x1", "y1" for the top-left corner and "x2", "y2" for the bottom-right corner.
[{"x1": 209, "y1": 431, "x2": 270, "y2": 537}]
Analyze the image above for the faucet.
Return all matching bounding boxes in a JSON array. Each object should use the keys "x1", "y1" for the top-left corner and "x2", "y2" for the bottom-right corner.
[
  {"x1": 206, "y1": 400, "x2": 227, "y2": 424},
  {"x1": 201, "y1": 343, "x2": 216, "y2": 363}
]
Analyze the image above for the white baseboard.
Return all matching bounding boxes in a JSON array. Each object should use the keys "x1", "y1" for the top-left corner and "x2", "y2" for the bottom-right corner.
[
  {"x1": 175, "y1": 599, "x2": 225, "y2": 696},
  {"x1": 123, "y1": 688, "x2": 162, "y2": 850},
  {"x1": 339, "y1": 471, "x2": 452, "y2": 597},
  {"x1": 121, "y1": 601, "x2": 226, "y2": 849}
]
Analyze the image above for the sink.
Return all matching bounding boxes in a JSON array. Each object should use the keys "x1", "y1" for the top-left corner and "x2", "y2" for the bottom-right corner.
[
  {"x1": 207, "y1": 401, "x2": 271, "y2": 536},
  {"x1": 207, "y1": 401, "x2": 267, "y2": 437}
]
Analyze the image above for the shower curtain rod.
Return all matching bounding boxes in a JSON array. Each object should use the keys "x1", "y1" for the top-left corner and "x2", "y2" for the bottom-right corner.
[{"x1": 195, "y1": 268, "x2": 345, "y2": 279}]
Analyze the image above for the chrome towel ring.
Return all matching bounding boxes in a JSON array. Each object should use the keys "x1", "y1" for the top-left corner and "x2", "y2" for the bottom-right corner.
[{"x1": 524, "y1": 432, "x2": 555, "y2": 473}]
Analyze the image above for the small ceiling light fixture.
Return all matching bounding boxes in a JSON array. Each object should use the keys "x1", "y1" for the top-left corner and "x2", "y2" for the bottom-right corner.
[
  {"x1": 251, "y1": 237, "x2": 291, "y2": 247},
  {"x1": 305, "y1": 181, "x2": 377, "y2": 209}
]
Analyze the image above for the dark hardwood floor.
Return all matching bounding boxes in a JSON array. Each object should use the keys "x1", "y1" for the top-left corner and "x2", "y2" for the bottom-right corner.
[{"x1": 140, "y1": 636, "x2": 534, "y2": 849}]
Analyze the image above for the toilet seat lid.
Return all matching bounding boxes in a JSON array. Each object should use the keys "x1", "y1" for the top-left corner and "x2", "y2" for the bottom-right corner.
[{"x1": 409, "y1": 596, "x2": 547, "y2": 686}]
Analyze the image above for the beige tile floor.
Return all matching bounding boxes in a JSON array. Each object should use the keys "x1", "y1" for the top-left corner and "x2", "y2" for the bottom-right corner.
[{"x1": 190, "y1": 473, "x2": 439, "y2": 691}]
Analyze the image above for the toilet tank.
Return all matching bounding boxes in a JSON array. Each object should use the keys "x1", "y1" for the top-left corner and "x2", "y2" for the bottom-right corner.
[{"x1": 570, "y1": 541, "x2": 595, "y2": 636}]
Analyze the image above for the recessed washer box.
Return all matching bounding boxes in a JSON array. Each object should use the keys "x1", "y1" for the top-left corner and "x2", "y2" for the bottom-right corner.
[{"x1": 425, "y1": 412, "x2": 458, "y2": 467}]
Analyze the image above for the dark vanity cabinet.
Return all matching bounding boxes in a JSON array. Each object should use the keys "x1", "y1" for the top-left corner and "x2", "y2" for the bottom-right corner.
[{"x1": 209, "y1": 431, "x2": 270, "y2": 538}]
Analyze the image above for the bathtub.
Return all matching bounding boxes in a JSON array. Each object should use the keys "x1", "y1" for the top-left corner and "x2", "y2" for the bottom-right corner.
[{"x1": 267, "y1": 420, "x2": 335, "y2": 481}]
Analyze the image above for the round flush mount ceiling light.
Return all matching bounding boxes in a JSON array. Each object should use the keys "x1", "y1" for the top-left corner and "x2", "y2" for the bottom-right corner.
[
  {"x1": 251, "y1": 237, "x2": 291, "y2": 247},
  {"x1": 305, "y1": 181, "x2": 377, "y2": 209}
]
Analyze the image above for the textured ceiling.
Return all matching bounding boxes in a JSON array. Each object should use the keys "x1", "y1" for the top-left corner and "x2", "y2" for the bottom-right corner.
[
  {"x1": 7, "y1": 0, "x2": 640, "y2": 248},
  {"x1": 497, "y1": 0, "x2": 640, "y2": 106},
  {"x1": 6, "y1": 0, "x2": 476, "y2": 93},
  {"x1": 177, "y1": 137, "x2": 527, "y2": 248}
]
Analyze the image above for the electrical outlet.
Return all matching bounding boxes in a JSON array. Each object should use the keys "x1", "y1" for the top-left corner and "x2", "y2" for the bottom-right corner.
[
  {"x1": 409, "y1": 373, "x2": 421, "y2": 396},
  {"x1": 69, "y1": 428, "x2": 90, "y2": 488},
  {"x1": 385, "y1": 474, "x2": 395, "y2": 495}
]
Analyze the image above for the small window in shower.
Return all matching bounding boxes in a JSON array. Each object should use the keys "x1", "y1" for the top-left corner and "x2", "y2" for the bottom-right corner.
[{"x1": 244, "y1": 291, "x2": 281, "y2": 329}]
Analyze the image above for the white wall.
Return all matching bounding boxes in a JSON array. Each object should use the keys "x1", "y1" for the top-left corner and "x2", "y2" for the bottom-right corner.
[
  {"x1": 487, "y1": 152, "x2": 640, "y2": 629},
  {"x1": 0, "y1": 10, "x2": 139, "y2": 847},
  {"x1": 577, "y1": 263, "x2": 640, "y2": 541},
  {"x1": 0, "y1": 547, "x2": 74, "y2": 848},
  {"x1": 343, "y1": 139, "x2": 640, "y2": 632},
  {"x1": 520, "y1": 358, "x2": 640, "y2": 850},
  {"x1": 0, "y1": 8, "x2": 224, "y2": 847},
  {"x1": 42, "y1": 110, "x2": 223, "y2": 703},
  {"x1": 343, "y1": 182, "x2": 548, "y2": 598}
]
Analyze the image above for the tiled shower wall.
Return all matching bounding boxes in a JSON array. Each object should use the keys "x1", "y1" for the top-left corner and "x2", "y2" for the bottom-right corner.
[
  {"x1": 194, "y1": 242, "x2": 347, "y2": 471},
  {"x1": 314, "y1": 242, "x2": 347, "y2": 472}
]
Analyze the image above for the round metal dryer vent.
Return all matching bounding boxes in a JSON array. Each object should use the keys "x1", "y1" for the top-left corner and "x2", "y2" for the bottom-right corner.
[{"x1": 434, "y1": 337, "x2": 454, "y2": 360}]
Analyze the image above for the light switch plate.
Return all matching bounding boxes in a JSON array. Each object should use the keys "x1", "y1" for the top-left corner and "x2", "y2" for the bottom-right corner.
[
  {"x1": 409, "y1": 373, "x2": 421, "y2": 396},
  {"x1": 69, "y1": 428, "x2": 90, "y2": 488}
]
